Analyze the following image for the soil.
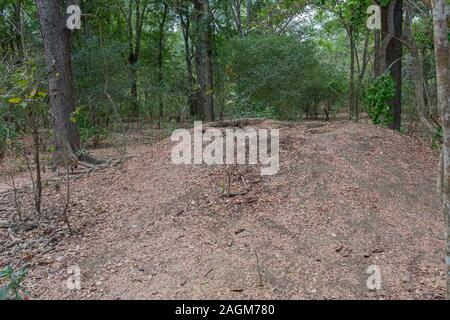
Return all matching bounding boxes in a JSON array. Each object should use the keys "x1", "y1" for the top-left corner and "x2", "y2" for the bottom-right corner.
[{"x1": 0, "y1": 120, "x2": 445, "y2": 299}]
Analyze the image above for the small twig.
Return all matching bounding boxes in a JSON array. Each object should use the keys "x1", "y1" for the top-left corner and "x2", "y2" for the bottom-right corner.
[
  {"x1": 255, "y1": 250, "x2": 264, "y2": 287},
  {"x1": 241, "y1": 176, "x2": 248, "y2": 189},
  {"x1": 1, "y1": 160, "x2": 23, "y2": 221},
  {"x1": 62, "y1": 157, "x2": 73, "y2": 235},
  {"x1": 221, "y1": 191, "x2": 248, "y2": 198}
]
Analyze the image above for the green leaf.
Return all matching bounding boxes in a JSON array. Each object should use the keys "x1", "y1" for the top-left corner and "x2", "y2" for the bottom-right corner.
[
  {"x1": 17, "y1": 79, "x2": 28, "y2": 88},
  {"x1": 8, "y1": 97, "x2": 22, "y2": 104},
  {"x1": 29, "y1": 88, "x2": 37, "y2": 98}
]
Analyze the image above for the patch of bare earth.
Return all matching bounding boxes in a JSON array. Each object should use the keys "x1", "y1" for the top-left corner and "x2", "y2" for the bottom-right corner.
[{"x1": 0, "y1": 120, "x2": 445, "y2": 299}]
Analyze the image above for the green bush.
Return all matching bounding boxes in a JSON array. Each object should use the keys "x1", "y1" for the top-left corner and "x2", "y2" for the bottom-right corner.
[
  {"x1": 0, "y1": 266, "x2": 29, "y2": 300},
  {"x1": 227, "y1": 34, "x2": 334, "y2": 120},
  {"x1": 364, "y1": 75, "x2": 395, "y2": 126}
]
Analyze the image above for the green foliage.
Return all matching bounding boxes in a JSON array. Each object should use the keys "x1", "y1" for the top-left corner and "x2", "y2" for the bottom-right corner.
[
  {"x1": 227, "y1": 34, "x2": 338, "y2": 120},
  {"x1": 316, "y1": 0, "x2": 372, "y2": 31},
  {"x1": 0, "y1": 116, "x2": 15, "y2": 158},
  {"x1": 432, "y1": 126, "x2": 443, "y2": 150},
  {"x1": 364, "y1": 75, "x2": 395, "y2": 126},
  {"x1": 229, "y1": 94, "x2": 275, "y2": 119},
  {"x1": 0, "y1": 59, "x2": 48, "y2": 157},
  {"x1": 0, "y1": 266, "x2": 29, "y2": 300}
]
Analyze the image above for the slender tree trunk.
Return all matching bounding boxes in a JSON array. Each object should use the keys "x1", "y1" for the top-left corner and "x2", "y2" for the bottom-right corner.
[
  {"x1": 126, "y1": 0, "x2": 147, "y2": 117},
  {"x1": 158, "y1": 4, "x2": 168, "y2": 127},
  {"x1": 404, "y1": 2, "x2": 436, "y2": 134},
  {"x1": 129, "y1": 63, "x2": 138, "y2": 114},
  {"x1": 432, "y1": 0, "x2": 450, "y2": 298},
  {"x1": 386, "y1": 0, "x2": 403, "y2": 131},
  {"x1": 374, "y1": 30, "x2": 381, "y2": 78},
  {"x1": 35, "y1": 0, "x2": 81, "y2": 164},
  {"x1": 126, "y1": 1, "x2": 138, "y2": 116},
  {"x1": 179, "y1": 8, "x2": 198, "y2": 117},
  {"x1": 380, "y1": 3, "x2": 389, "y2": 72},
  {"x1": 349, "y1": 27, "x2": 356, "y2": 121},
  {"x1": 13, "y1": 0, "x2": 26, "y2": 61},
  {"x1": 31, "y1": 109, "x2": 42, "y2": 215},
  {"x1": 231, "y1": 0, "x2": 244, "y2": 37},
  {"x1": 193, "y1": 0, "x2": 214, "y2": 122},
  {"x1": 246, "y1": 0, "x2": 252, "y2": 34}
]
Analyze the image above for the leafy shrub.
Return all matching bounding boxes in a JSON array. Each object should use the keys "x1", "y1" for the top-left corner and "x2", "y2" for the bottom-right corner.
[
  {"x1": 0, "y1": 266, "x2": 29, "y2": 300},
  {"x1": 70, "y1": 106, "x2": 108, "y2": 147},
  {"x1": 432, "y1": 125, "x2": 443, "y2": 150},
  {"x1": 227, "y1": 34, "x2": 331, "y2": 120},
  {"x1": 364, "y1": 75, "x2": 395, "y2": 126},
  {"x1": 0, "y1": 117, "x2": 15, "y2": 158},
  {"x1": 227, "y1": 93, "x2": 275, "y2": 119}
]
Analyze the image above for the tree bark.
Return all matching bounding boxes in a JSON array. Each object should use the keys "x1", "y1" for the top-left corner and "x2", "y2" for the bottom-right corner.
[
  {"x1": 193, "y1": 0, "x2": 214, "y2": 122},
  {"x1": 13, "y1": 0, "x2": 25, "y2": 61},
  {"x1": 231, "y1": 0, "x2": 244, "y2": 37},
  {"x1": 35, "y1": 0, "x2": 81, "y2": 164},
  {"x1": 246, "y1": 0, "x2": 252, "y2": 34},
  {"x1": 374, "y1": 30, "x2": 381, "y2": 78},
  {"x1": 349, "y1": 26, "x2": 356, "y2": 121},
  {"x1": 404, "y1": 2, "x2": 436, "y2": 135},
  {"x1": 432, "y1": 0, "x2": 450, "y2": 298},
  {"x1": 386, "y1": 0, "x2": 403, "y2": 131},
  {"x1": 157, "y1": 3, "x2": 169, "y2": 127},
  {"x1": 178, "y1": 6, "x2": 198, "y2": 117},
  {"x1": 126, "y1": 0, "x2": 147, "y2": 116}
]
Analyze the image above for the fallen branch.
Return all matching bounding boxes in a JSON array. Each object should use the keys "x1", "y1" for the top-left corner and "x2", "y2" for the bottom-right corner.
[{"x1": 206, "y1": 118, "x2": 267, "y2": 128}]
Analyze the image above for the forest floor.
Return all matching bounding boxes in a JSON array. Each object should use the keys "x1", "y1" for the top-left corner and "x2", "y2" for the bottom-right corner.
[{"x1": 0, "y1": 119, "x2": 446, "y2": 299}]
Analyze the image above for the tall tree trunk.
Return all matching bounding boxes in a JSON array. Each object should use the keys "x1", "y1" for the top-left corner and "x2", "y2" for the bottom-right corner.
[
  {"x1": 158, "y1": 4, "x2": 168, "y2": 127},
  {"x1": 29, "y1": 108, "x2": 42, "y2": 215},
  {"x1": 126, "y1": 0, "x2": 147, "y2": 117},
  {"x1": 374, "y1": 30, "x2": 381, "y2": 78},
  {"x1": 126, "y1": 1, "x2": 138, "y2": 116},
  {"x1": 355, "y1": 32, "x2": 370, "y2": 117},
  {"x1": 404, "y1": 2, "x2": 436, "y2": 135},
  {"x1": 35, "y1": 0, "x2": 81, "y2": 164},
  {"x1": 386, "y1": 0, "x2": 403, "y2": 131},
  {"x1": 178, "y1": 7, "x2": 197, "y2": 117},
  {"x1": 380, "y1": 3, "x2": 390, "y2": 73},
  {"x1": 13, "y1": 0, "x2": 25, "y2": 61},
  {"x1": 246, "y1": 0, "x2": 252, "y2": 34},
  {"x1": 432, "y1": 0, "x2": 450, "y2": 298},
  {"x1": 349, "y1": 27, "x2": 356, "y2": 121},
  {"x1": 193, "y1": 0, "x2": 214, "y2": 122},
  {"x1": 231, "y1": 0, "x2": 244, "y2": 37}
]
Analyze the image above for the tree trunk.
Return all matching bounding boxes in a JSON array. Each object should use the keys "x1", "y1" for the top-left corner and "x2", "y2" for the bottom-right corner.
[
  {"x1": 35, "y1": 0, "x2": 81, "y2": 165},
  {"x1": 158, "y1": 4, "x2": 168, "y2": 127},
  {"x1": 349, "y1": 27, "x2": 356, "y2": 121},
  {"x1": 380, "y1": 4, "x2": 389, "y2": 72},
  {"x1": 178, "y1": 7, "x2": 198, "y2": 117},
  {"x1": 126, "y1": 0, "x2": 147, "y2": 117},
  {"x1": 246, "y1": 0, "x2": 252, "y2": 34},
  {"x1": 432, "y1": 0, "x2": 450, "y2": 298},
  {"x1": 31, "y1": 110, "x2": 42, "y2": 215},
  {"x1": 231, "y1": 0, "x2": 244, "y2": 37},
  {"x1": 386, "y1": 0, "x2": 403, "y2": 131},
  {"x1": 374, "y1": 30, "x2": 381, "y2": 78},
  {"x1": 404, "y1": 2, "x2": 436, "y2": 135},
  {"x1": 193, "y1": 0, "x2": 214, "y2": 122},
  {"x1": 13, "y1": 0, "x2": 25, "y2": 61}
]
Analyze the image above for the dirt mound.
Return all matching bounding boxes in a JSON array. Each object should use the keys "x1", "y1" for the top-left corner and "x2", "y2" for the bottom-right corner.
[{"x1": 1, "y1": 120, "x2": 445, "y2": 299}]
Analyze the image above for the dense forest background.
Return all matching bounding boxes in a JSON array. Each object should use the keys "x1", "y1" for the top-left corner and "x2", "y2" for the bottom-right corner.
[{"x1": 0, "y1": 0, "x2": 444, "y2": 157}]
